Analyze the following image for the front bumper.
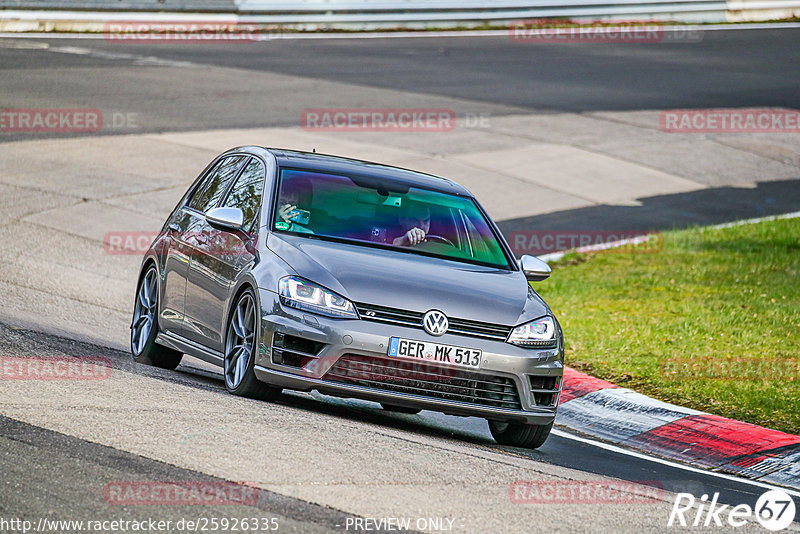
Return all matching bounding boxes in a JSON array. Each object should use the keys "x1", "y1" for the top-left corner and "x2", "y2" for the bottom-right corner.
[{"x1": 254, "y1": 289, "x2": 563, "y2": 425}]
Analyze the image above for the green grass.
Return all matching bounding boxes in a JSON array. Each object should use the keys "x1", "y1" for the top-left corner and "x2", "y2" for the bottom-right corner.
[{"x1": 535, "y1": 217, "x2": 800, "y2": 434}]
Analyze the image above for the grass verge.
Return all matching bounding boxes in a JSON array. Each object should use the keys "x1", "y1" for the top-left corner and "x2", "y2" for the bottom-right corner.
[{"x1": 535, "y1": 216, "x2": 799, "y2": 434}]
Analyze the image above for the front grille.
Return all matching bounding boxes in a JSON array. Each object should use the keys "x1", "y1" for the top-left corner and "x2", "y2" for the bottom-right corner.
[
  {"x1": 355, "y1": 303, "x2": 512, "y2": 341},
  {"x1": 323, "y1": 354, "x2": 522, "y2": 410}
]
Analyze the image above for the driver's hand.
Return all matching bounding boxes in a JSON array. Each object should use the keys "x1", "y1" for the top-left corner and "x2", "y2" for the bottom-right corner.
[
  {"x1": 279, "y1": 203, "x2": 296, "y2": 224},
  {"x1": 404, "y1": 227, "x2": 426, "y2": 246}
]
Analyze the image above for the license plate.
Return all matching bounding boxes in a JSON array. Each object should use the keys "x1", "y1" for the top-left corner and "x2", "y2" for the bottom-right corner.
[{"x1": 388, "y1": 337, "x2": 482, "y2": 369}]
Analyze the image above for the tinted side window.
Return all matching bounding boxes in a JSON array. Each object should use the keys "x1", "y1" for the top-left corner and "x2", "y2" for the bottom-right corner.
[
  {"x1": 186, "y1": 158, "x2": 224, "y2": 208},
  {"x1": 222, "y1": 158, "x2": 265, "y2": 230},
  {"x1": 190, "y1": 155, "x2": 247, "y2": 212}
]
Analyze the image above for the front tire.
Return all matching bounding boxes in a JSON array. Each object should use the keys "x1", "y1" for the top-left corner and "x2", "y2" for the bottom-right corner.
[
  {"x1": 131, "y1": 265, "x2": 183, "y2": 370},
  {"x1": 224, "y1": 289, "x2": 281, "y2": 401},
  {"x1": 488, "y1": 420, "x2": 553, "y2": 449}
]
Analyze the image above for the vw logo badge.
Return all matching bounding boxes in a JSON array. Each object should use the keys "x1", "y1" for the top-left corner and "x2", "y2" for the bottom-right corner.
[{"x1": 423, "y1": 310, "x2": 449, "y2": 336}]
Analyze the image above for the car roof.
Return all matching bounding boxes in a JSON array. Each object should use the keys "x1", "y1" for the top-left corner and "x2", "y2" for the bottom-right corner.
[{"x1": 262, "y1": 147, "x2": 473, "y2": 196}]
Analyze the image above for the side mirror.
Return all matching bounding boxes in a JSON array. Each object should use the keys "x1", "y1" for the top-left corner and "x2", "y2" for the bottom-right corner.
[
  {"x1": 520, "y1": 255, "x2": 551, "y2": 282},
  {"x1": 205, "y1": 207, "x2": 244, "y2": 231}
]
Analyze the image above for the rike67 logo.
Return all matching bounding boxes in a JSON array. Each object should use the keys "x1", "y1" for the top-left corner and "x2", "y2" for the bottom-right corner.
[{"x1": 668, "y1": 489, "x2": 796, "y2": 531}]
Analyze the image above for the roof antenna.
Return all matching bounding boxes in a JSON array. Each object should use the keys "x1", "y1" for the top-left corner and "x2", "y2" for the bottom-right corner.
[{"x1": 312, "y1": 147, "x2": 316, "y2": 153}]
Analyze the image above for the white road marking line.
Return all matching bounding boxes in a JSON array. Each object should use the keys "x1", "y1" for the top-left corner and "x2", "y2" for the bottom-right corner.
[
  {"x1": 711, "y1": 210, "x2": 800, "y2": 229},
  {"x1": 551, "y1": 428, "x2": 800, "y2": 497},
  {"x1": 537, "y1": 233, "x2": 655, "y2": 262},
  {"x1": 0, "y1": 22, "x2": 799, "y2": 40},
  {"x1": 268, "y1": 22, "x2": 800, "y2": 39},
  {"x1": 0, "y1": 38, "x2": 49, "y2": 48},
  {"x1": 46, "y1": 44, "x2": 196, "y2": 67},
  {"x1": 537, "y1": 210, "x2": 800, "y2": 262}
]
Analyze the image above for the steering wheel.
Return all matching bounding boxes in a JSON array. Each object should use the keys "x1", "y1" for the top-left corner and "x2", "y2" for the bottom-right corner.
[{"x1": 423, "y1": 234, "x2": 455, "y2": 247}]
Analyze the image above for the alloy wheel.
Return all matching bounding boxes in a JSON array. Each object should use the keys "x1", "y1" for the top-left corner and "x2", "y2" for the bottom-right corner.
[
  {"x1": 131, "y1": 267, "x2": 158, "y2": 355},
  {"x1": 225, "y1": 292, "x2": 256, "y2": 390}
]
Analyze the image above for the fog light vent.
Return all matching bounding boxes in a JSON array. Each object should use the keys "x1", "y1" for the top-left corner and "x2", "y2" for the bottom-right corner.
[{"x1": 272, "y1": 332, "x2": 326, "y2": 368}]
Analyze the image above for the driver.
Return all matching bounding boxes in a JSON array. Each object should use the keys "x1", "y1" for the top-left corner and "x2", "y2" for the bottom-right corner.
[
  {"x1": 277, "y1": 177, "x2": 313, "y2": 234},
  {"x1": 393, "y1": 203, "x2": 431, "y2": 247}
]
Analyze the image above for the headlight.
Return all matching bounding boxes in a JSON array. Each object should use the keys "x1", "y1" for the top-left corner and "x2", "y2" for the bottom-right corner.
[
  {"x1": 278, "y1": 276, "x2": 358, "y2": 319},
  {"x1": 507, "y1": 316, "x2": 557, "y2": 347}
]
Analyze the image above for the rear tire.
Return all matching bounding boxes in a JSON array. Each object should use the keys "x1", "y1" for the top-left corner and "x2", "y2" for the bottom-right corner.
[
  {"x1": 488, "y1": 420, "x2": 553, "y2": 449},
  {"x1": 380, "y1": 403, "x2": 422, "y2": 415},
  {"x1": 224, "y1": 289, "x2": 281, "y2": 401},
  {"x1": 131, "y1": 265, "x2": 183, "y2": 370}
]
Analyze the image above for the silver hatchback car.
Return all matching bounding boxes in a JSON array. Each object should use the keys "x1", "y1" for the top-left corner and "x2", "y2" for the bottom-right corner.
[{"x1": 131, "y1": 147, "x2": 564, "y2": 448}]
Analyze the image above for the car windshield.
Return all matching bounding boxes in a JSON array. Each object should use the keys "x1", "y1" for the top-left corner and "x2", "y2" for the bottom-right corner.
[{"x1": 274, "y1": 168, "x2": 512, "y2": 269}]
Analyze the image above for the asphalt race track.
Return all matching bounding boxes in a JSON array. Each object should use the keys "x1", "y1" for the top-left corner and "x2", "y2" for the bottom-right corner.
[
  {"x1": 1, "y1": 27, "x2": 799, "y2": 533},
  {"x1": 0, "y1": 322, "x2": 785, "y2": 532},
  {"x1": 1, "y1": 28, "x2": 799, "y2": 131}
]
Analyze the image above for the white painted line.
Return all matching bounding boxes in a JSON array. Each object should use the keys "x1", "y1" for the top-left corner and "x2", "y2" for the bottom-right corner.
[
  {"x1": 44, "y1": 44, "x2": 197, "y2": 67},
  {"x1": 710, "y1": 210, "x2": 800, "y2": 230},
  {"x1": 0, "y1": 38, "x2": 49, "y2": 48},
  {"x1": 537, "y1": 251, "x2": 567, "y2": 262},
  {"x1": 551, "y1": 428, "x2": 800, "y2": 496},
  {"x1": 0, "y1": 33, "x2": 122, "y2": 39},
  {"x1": 0, "y1": 11, "x2": 241, "y2": 23},
  {"x1": 273, "y1": 22, "x2": 800, "y2": 39},
  {"x1": 1, "y1": 22, "x2": 800, "y2": 40},
  {"x1": 536, "y1": 210, "x2": 800, "y2": 262},
  {"x1": 536, "y1": 233, "x2": 656, "y2": 263},
  {"x1": 0, "y1": 39, "x2": 192, "y2": 67}
]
